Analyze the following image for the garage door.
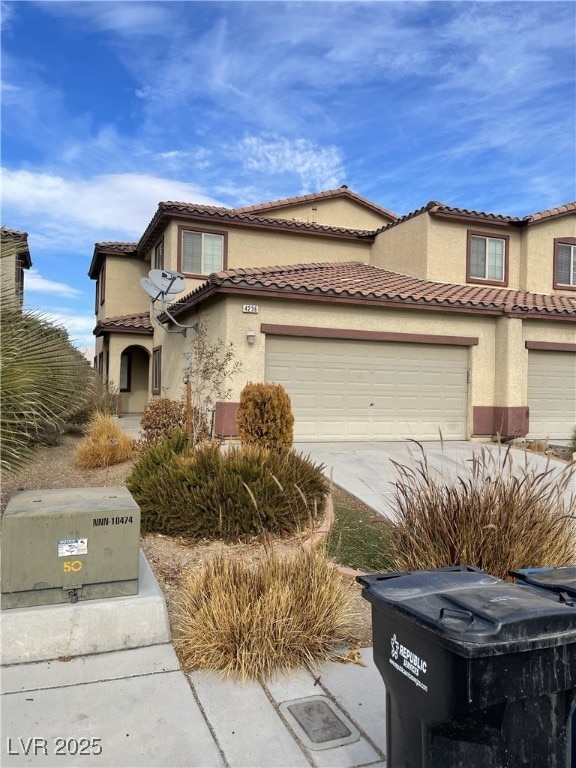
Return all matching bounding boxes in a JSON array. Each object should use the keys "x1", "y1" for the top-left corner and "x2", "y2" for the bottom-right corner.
[
  {"x1": 265, "y1": 336, "x2": 468, "y2": 441},
  {"x1": 527, "y1": 350, "x2": 576, "y2": 440}
]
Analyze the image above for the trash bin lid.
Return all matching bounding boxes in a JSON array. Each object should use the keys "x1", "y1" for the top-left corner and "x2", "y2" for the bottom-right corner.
[
  {"x1": 511, "y1": 566, "x2": 576, "y2": 598},
  {"x1": 358, "y1": 569, "x2": 576, "y2": 656}
]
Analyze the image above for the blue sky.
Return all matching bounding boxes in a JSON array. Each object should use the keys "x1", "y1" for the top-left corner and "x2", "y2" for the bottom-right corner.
[{"x1": 1, "y1": 1, "x2": 575, "y2": 356}]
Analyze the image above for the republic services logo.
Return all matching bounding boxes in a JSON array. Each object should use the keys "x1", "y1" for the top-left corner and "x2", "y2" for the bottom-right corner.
[{"x1": 391, "y1": 633, "x2": 399, "y2": 660}]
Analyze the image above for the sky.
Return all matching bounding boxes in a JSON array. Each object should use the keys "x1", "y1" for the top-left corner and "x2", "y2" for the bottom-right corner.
[{"x1": 1, "y1": 0, "x2": 575, "y2": 357}]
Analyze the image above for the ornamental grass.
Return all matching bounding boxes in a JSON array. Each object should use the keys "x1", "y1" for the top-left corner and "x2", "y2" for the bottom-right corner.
[
  {"x1": 389, "y1": 442, "x2": 576, "y2": 581},
  {"x1": 173, "y1": 544, "x2": 357, "y2": 681},
  {"x1": 75, "y1": 412, "x2": 136, "y2": 469}
]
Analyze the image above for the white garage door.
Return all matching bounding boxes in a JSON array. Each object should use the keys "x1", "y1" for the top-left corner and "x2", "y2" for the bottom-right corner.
[
  {"x1": 528, "y1": 350, "x2": 576, "y2": 440},
  {"x1": 265, "y1": 336, "x2": 468, "y2": 441}
]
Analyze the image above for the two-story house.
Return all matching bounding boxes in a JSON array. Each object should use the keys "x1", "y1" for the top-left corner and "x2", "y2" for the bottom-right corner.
[
  {"x1": 89, "y1": 187, "x2": 576, "y2": 442},
  {"x1": 1, "y1": 227, "x2": 32, "y2": 308}
]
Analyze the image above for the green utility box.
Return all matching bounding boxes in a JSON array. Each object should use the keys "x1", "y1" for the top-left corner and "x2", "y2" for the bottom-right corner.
[{"x1": 1, "y1": 486, "x2": 141, "y2": 609}]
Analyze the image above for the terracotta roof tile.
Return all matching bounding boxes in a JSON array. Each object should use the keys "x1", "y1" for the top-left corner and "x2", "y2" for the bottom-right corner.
[
  {"x1": 95, "y1": 312, "x2": 153, "y2": 335},
  {"x1": 94, "y1": 241, "x2": 138, "y2": 254},
  {"x1": 155, "y1": 202, "x2": 374, "y2": 237},
  {"x1": 380, "y1": 200, "x2": 576, "y2": 232},
  {"x1": 232, "y1": 186, "x2": 397, "y2": 221},
  {"x1": 169, "y1": 262, "x2": 576, "y2": 320}
]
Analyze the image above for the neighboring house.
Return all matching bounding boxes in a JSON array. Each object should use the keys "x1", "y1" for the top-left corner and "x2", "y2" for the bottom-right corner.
[
  {"x1": 89, "y1": 187, "x2": 576, "y2": 442},
  {"x1": 1, "y1": 227, "x2": 32, "y2": 308}
]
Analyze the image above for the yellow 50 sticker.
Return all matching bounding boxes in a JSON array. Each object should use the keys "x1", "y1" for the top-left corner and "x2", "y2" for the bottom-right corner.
[{"x1": 63, "y1": 560, "x2": 83, "y2": 573}]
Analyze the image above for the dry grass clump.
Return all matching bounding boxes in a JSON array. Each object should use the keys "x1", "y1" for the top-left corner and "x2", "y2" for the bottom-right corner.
[
  {"x1": 75, "y1": 412, "x2": 136, "y2": 468},
  {"x1": 389, "y1": 443, "x2": 576, "y2": 581},
  {"x1": 174, "y1": 544, "x2": 357, "y2": 681}
]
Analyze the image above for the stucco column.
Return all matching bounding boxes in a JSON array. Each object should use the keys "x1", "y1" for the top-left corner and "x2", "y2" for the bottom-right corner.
[{"x1": 492, "y1": 316, "x2": 529, "y2": 436}]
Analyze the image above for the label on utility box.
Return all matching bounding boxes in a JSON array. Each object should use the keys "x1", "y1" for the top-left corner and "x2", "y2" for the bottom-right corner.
[{"x1": 57, "y1": 538, "x2": 88, "y2": 557}]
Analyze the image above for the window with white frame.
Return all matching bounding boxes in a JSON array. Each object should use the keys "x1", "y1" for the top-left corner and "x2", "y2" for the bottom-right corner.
[
  {"x1": 181, "y1": 230, "x2": 224, "y2": 274},
  {"x1": 468, "y1": 233, "x2": 507, "y2": 283},
  {"x1": 555, "y1": 240, "x2": 576, "y2": 287}
]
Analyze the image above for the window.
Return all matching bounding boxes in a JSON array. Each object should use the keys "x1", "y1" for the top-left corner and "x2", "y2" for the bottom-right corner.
[
  {"x1": 15, "y1": 257, "x2": 24, "y2": 304},
  {"x1": 181, "y1": 230, "x2": 224, "y2": 275},
  {"x1": 98, "y1": 352, "x2": 104, "y2": 381},
  {"x1": 95, "y1": 261, "x2": 106, "y2": 312},
  {"x1": 120, "y1": 352, "x2": 131, "y2": 392},
  {"x1": 152, "y1": 346, "x2": 162, "y2": 394},
  {"x1": 554, "y1": 238, "x2": 576, "y2": 289},
  {"x1": 154, "y1": 238, "x2": 164, "y2": 270},
  {"x1": 467, "y1": 231, "x2": 508, "y2": 285}
]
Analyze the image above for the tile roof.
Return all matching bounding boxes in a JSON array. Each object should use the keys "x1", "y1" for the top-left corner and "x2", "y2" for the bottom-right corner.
[
  {"x1": 154, "y1": 202, "x2": 375, "y2": 236},
  {"x1": 168, "y1": 261, "x2": 576, "y2": 320},
  {"x1": 1, "y1": 226, "x2": 32, "y2": 267},
  {"x1": 380, "y1": 200, "x2": 576, "y2": 232},
  {"x1": 94, "y1": 241, "x2": 138, "y2": 254},
  {"x1": 94, "y1": 312, "x2": 153, "y2": 336},
  {"x1": 232, "y1": 186, "x2": 398, "y2": 221}
]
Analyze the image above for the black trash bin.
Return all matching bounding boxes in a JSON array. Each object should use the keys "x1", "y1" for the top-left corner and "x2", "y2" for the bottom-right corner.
[
  {"x1": 358, "y1": 566, "x2": 576, "y2": 768},
  {"x1": 511, "y1": 566, "x2": 576, "y2": 768}
]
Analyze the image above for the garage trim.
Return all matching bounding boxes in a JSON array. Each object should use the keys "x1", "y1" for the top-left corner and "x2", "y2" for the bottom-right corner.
[
  {"x1": 261, "y1": 323, "x2": 478, "y2": 346},
  {"x1": 525, "y1": 341, "x2": 576, "y2": 352}
]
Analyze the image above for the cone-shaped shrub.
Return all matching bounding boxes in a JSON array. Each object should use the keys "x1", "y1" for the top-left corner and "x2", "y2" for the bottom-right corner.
[
  {"x1": 126, "y1": 436, "x2": 328, "y2": 539},
  {"x1": 236, "y1": 382, "x2": 294, "y2": 450}
]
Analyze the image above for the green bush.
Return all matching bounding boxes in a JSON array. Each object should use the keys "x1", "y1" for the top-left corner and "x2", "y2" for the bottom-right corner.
[
  {"x1": 139, "y1": 397, "x2": 207, "y2": 447},
  {"x1": 126, "y1": 436, "x2": 328, "y2": 540},
  {"x1": 236, "y1": 382, "x2": 294, "y2": 450},
  {"x1": 389, "y1": 443, "x2": 576, "y2": 581}
]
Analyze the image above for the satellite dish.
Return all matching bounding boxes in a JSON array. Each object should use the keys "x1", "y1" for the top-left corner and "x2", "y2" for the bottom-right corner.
[
  {"x1": 140, "y1": 268, "x2": 195, "y2": 336},
  {"x1": 140, "y1": 277, "x2": 164, "y2": 301},
  {"x1": 148, "y1": 269, "x2": 185, "y2": 298}
]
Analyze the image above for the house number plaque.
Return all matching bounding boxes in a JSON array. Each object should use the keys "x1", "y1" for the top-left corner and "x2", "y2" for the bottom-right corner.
[{"x1": 242, "y1": 304, "x2": 259, "y2": 314}]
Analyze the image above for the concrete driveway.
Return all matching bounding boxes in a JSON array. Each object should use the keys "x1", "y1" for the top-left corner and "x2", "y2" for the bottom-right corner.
[{"x1": 294, "y1": 441, "x2": 576, "y2": 518}]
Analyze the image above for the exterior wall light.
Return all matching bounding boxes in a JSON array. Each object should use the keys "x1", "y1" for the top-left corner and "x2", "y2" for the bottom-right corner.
[{"x1": 246, "y1": 329, "x2": 256, "y2": 345}]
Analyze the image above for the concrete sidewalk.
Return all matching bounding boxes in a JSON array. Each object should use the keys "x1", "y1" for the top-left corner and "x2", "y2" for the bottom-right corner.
[{"x1": 2, "y1": 644, "x2": 386, "y2": 768}]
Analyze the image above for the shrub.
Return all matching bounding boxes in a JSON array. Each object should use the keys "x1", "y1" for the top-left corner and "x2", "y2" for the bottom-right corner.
[
  {"x1": 173, "y1": 544, "x2": 357, "y2": 680},
  {"x1": 126, "y1": 438, "x2": 328, "y2": 539},
  {"x1": 139, "y1": 397, "x2": 208, "y2": 447},
  {"x1": 75, "y1": 412, "x2": 137, "y2": 468},
  {"x1": 236, "y1": 382, "x2": 294, "y2": 450},
  {"x1": 389, "y1": 443, "x2": 576, "y2": 581},
  {"x1": 67, "y1": 374, "x2": 118, "y2": 428}
]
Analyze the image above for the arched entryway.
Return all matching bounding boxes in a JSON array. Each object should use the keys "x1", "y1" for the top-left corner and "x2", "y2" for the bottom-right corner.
[{"x1": 117, "y1": 344, "x2": 150, "y2": 414}]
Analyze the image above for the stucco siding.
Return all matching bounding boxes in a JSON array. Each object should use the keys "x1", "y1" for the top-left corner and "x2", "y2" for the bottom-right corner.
[
  {"x1": 523, "y1": 215, "x2": 576, "y2": 294},
  {"x1": 370, "y1": 214, "x2": 429, "y2": 278},
  {"x1": 260, "y1": 197, "x2": 392, "y2": 230},
  {"x1": 98, "y1": 258, "x2": 149, "y2": 322}
]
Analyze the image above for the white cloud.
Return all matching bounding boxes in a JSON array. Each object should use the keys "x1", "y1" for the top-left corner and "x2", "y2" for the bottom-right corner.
[
  {"x1": 1, "y1": 168, "x2": 224, "y2": 242},
  {"x1": 26, "y1": 268, "x2": 84, "y2": 298},
  {"x1": 234, "y1": 136, "x2": 345, "y2": 193}
]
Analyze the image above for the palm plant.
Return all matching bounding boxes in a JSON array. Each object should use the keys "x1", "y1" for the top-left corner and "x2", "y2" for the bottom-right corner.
[{"x1": 1, "y1": 237, "x2": 90, "y2": 474}]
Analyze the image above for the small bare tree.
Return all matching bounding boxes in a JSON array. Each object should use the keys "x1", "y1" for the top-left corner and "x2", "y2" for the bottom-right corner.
[{"x1": 183, "y1": 321, "x2": 242, "y2": 444}]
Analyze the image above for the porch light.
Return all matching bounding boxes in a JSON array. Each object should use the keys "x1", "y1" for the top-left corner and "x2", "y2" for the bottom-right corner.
[{"x1": 246, "y1": 329, "x2": 256, "y2": 345}]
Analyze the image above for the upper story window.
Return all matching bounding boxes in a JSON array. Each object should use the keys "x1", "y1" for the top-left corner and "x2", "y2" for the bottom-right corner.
[
  {"x1": 154, "y1": 238, "x2": 164, "y2": 270},
  {"x1": 554, "y1": 238, "x2": 576, "y2": 290},
  {"x1": 467, "y1": 231, "x2": 509, "y2": 286},
  {"x1": 95, "y1": 261, "x2": 106, "y2": 313},
  {"x1": 180, "y1": 229, "x2": 224, "y2": 276},
  {"x1": 15, "y1": 257, "x2": 24, "y2": 304}
]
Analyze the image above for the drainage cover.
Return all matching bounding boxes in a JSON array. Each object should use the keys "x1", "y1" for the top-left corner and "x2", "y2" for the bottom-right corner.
[{"x1": 280, "y1": 695, "x2": 360, "y2": 751}]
